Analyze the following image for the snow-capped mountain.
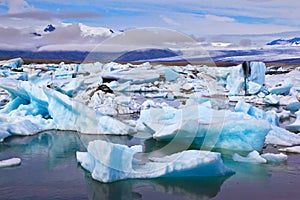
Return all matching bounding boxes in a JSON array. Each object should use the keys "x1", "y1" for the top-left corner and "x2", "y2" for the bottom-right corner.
[
  {"x1": 267, "y1": 37, "x2": 300, "y2": 46},
  {"x1": 78, "y1": 23, "x2": 114, "y2": 37}
]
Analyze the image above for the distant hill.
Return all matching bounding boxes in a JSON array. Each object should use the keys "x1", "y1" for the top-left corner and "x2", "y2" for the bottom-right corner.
[{"x1": 115, "y1": 49, "x2": 179, "y2": 62}]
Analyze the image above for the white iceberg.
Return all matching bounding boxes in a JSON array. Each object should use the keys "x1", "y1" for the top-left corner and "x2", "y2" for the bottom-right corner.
[
  {"x1": 76, "y1": 140, "x2": 234, "y2": 183},
  {"x1": 265, "y1": 125, "x2": 300, "y2": 146},
  {"x1": 279, "y1": 146, "x2": 300, "y2": 154},
  {"x1": 264, "y1": 94, "x2": 279, "y2": 105},
  {"x1": 0, "y1": 157, "x2": 21, "y2": 168},
  {"x1": 102, "y1": 66, "x2": 160, "y2": 84},
  {"x1": 233, "y1": 151, "x2": 287, "y2": 164},
  {"x1": 44, "y1": 88, "x2": 135, "y2": 134},
  {"x1": 261, "y1": 153, "x2": 288, "y2": 163},
  {"x1": 232, "y1": 151, "x2": 266, "y2": 164}
]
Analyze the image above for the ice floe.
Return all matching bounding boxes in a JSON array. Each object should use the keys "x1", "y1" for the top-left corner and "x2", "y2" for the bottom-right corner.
[
  {"x1": 0, "y1": 157, "x2": 21, "y2": 168},
  {"x1": 279, "y1": 146, "x2": 300, "y2": 154},
  {"x1": 233, "y1": 151, "x2": 287, "y2": 164},
  {"x1": 232, "y1": 151, "x2": 267, "y2": 164}
]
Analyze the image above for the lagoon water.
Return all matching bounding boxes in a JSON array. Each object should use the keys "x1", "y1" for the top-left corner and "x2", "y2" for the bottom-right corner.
[{"x1": 0, "y1": 131, "x2": 300, "y2": 200}]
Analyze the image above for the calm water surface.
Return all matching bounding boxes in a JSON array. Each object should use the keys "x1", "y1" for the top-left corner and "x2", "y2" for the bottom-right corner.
[{"x1": 0, "y1": 131, "x2": 300, "y2": 200}]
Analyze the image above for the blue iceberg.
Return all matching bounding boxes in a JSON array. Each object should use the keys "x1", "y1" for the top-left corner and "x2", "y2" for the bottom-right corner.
[
  {"x1": 76, "y1": 140, "x2": 234, "y2": 183},
  {"x1": 137, "y1": 104, "x2": 270, "y2": 151}
]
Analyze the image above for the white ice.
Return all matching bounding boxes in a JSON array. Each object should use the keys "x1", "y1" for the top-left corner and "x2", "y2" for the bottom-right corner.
[
  {"x1": 261, "y1": 153, "x2": 288, "y2": 163},
  {"x1": 0, "y1": 157, "x2": 21, "y2": 168},
  {"x1": 233, "y1": 151, "x2": 287, "y2": 164},
  {"x1": 265, "y1": 125, "x2": 300, "y2": 146},
  {"x1": 279, "y1": 146, "x2": 300, "y2": 154},
  {"x1": 232, "y1": 151, "x2": 267, "y2": 164}
]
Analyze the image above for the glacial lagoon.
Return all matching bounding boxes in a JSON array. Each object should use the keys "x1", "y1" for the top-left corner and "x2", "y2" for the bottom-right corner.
[{"x1": 0, "y1": 131, "x2": 300, "y2": 200}]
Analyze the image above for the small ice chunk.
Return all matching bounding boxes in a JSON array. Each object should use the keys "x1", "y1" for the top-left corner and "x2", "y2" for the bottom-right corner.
[
  {"x1": 164, "y1": 68, "x2": 180, "y2": 81},
  {"x1": 284, "y1": 102, "x2": 300, "y2": 112},
  {"x1": 248, "y1": 81, "x2": 262, "y2": 95},
  {"x1": 232, "y1": 151, "x2": 267, "y2": 163},
  {"x1": 279, "y1": 146, "x2": 300, "y2": 154},
  {"x1": 286, "y1": 111, "x2": 300, "y2": 132},
  {"x1": 264, "y1": 94, "x2": 279, "y2": 105},
  {"x1": 269, "y1": 82, "x2": 292, "y2": 95},
  {"x1": 0, "y1": 157, "x2": 21, "y2": 168},
  {"x1": 182, "y1": 83, "x2": 194, "y2": 91},
  {"x1": 265, "y1": 125, "x2": 300, "y2": 146},
  {"x1": 261, "y1": 153, "x2": 287, "y2": 163}
]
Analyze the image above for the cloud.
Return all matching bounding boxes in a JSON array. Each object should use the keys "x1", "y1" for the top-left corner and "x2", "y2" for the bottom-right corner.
[
  {"x1": 160, "y1": 15, "x2": 180, "y2": 26},
  {"x1": 0, "y1": 0, "x2": 33, "y2": 13},
  {"x1": 205, "y1": 14, "x2": 235, "y2": 22},
  {"x1": 0, "y1": 10, "x2": 102, "y2": 20}
]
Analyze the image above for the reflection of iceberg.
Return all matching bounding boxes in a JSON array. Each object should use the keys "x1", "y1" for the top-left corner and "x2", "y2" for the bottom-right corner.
[
  {"x1": 84, "y1": 173, "x2": 230, "y2": 200},
  {"x1": 76, "y1": 140, "x2": 234, "y2": 183}
]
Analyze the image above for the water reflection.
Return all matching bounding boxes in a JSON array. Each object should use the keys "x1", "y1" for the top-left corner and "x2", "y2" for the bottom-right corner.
[{"x1": 84, "y1": 173, "x2": 230, "y2": 200}]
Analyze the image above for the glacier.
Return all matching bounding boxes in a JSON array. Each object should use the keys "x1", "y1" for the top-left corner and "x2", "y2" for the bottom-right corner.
[{"x1": 76, "y1": 140, "x2": 234, "y2": 183}]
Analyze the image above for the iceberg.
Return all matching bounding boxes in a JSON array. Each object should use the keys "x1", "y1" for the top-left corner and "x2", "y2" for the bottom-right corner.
[
  {"x1": 0, "y1": 114, "x2": 53, "y2": 142},
  {"x1": 226, "y1": 62, "x2": 266, "y2": 96},
  {"x1": 137, "y1": 104, "x2": 270, "y2": 151},
  {"x1": 264, "y1": 94, "x2": 279, "y2": 105},
  {"x1": 269, "y1": 80, "x2": 292, "y2": 95},
  {"x1": 232, "y1": 151, "x2": 287, "y2": 164},
  {"x1": 284, "y1": 102, "x2": 300, "y2": 112},
  {"x1": 45, "y1": 88, "x2": 135, "y2": 134},
  {"x1": 76, "y1": 140, "x2": 234, "y2": 183},
  {"x1": 102, "y1": 67, "x2": 160, "y2": 84},
  {"x1": 265, "y1": 125, "x2": 300, "y2": 146},
  {"x1": 286, "y1": 111, "x2": 300, "y2": 132},
  {"x1": 164, "y1": 68, "x2": 180, "y2": 81},
  {"x1": 279, "y1": 146, "x2": 300, "y2": 154},
  {"x1": 261, "y1": 153, "x2": 288, "y2": 163},
  {"x1": 0, "y1": 157, "x2": 21, "y2": 168},
  {"x1": 0, "y1": 58, "x2": 23, "y2": 69},
  {"x1": 235, "y1": 101, "x2": 279, "y2": 126},
  {"x1": 232, "y1": 151, "x2": 267, "y2": 164},
  {"x1": 0, "y1": 78, "x2": 135, "y2": 141}
]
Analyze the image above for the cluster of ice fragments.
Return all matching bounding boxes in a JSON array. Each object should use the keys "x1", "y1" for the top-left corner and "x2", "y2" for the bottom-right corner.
[{"x1": 1, "y1": 58, "x2": 300, "y2": 182}]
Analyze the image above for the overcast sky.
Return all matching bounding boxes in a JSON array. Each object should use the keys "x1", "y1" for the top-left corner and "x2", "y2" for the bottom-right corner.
[{"x1": 1, "y1": 0, "x2": 300, "y2": 35}]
